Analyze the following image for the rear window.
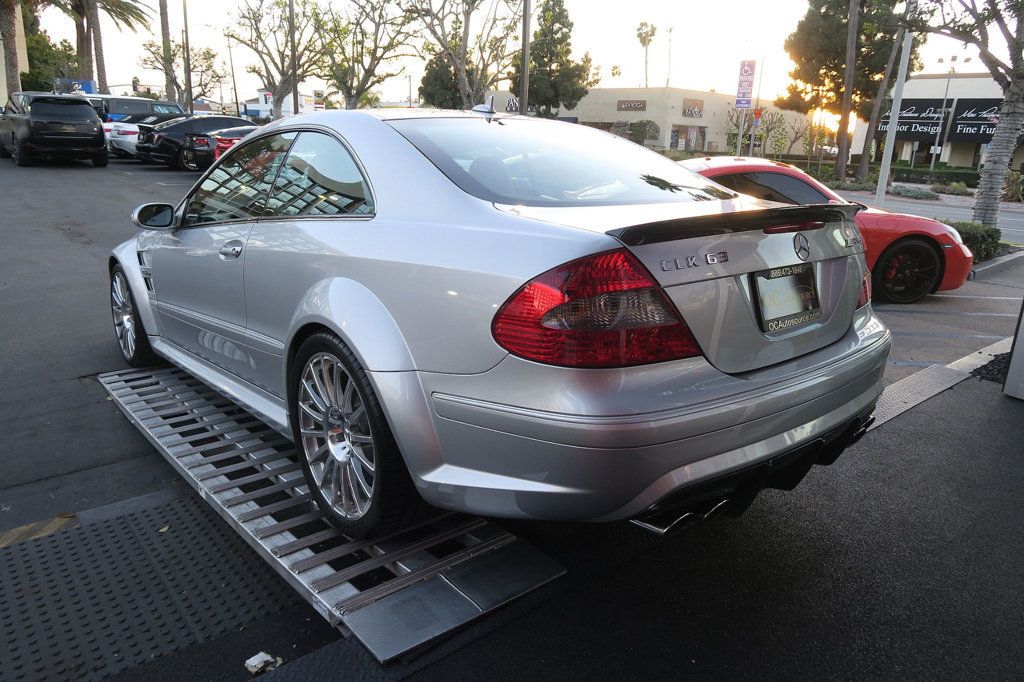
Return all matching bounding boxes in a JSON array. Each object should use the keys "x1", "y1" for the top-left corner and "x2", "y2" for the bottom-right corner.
[
  {"x1": 153, "y1": 102, "x2": 184, "y2": 114},
  {"x1": 389, "y1": 117, "x2": 734, "y2": 207},
  {"x1": 110, "y1": 98, "x2": 153, "y2": 115},
  {"x1": 154, "y1": 117, "x2": 189, "y2": 130},
  {"x1": 28, "y1": 99, "x2": 99, "y2": 120}
]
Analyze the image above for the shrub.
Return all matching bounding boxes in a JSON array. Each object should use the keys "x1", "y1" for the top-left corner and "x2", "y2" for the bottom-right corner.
[
  {"x1": 891, "y1": 186, "x2": 940, "y2": 200},
  {"x1": 829, "y1": 181, "x2": 875, "y2": 191},
  {"x1": 930, "y1": 181, "x2": 973, "y2": 196},
  {"x1": 949, "y1": 221, "x2": 1002, "y2": 261},
  {"x1": 1003, "y1": 171, "x2": 1023, "y2": 202},
  {"x1": 892, "y1": 167, "x2": 980, "y2": 187}
]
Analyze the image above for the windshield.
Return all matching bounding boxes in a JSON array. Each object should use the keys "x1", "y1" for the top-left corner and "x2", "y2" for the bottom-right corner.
[
  {"x1": 388, "y1": 117, "x2": 735, "y2": 207},
  {"x1": 28, "y1": 99, "x2": 99, "y2": 120}
]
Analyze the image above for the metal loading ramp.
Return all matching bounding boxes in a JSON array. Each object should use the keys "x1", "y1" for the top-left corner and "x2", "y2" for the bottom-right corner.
[{"x1": 98, "y1": 366, "x2": 565, "y2": 663}]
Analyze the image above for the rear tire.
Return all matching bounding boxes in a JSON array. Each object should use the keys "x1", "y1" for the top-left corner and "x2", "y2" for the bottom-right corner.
[
  {"x1": 176, "y1": 148, "x2": 199, "y2": 171},
  {"x1": 872, "y1": 238, "x2": 942, "y2": 304},
  {"x1": 110, "y1": 265, "x2": 158, "y2": 367},
  {"x1": 289, "y1": 331, "x2": 427, "y2": 539},
  {"x1": 92, "y1": 149, "x2": 109, "y2": 167},
  {"x1": 0, "y1": 139, "x2": 10, "y2": 158}
]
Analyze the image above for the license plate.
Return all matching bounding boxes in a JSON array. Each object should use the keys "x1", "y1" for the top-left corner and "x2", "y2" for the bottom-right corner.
[{"x1": 753, "y1": 263, "x2": 822, "y2": 333}]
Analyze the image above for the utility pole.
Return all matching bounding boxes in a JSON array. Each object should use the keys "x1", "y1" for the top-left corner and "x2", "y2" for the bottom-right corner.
[
  {"x1": 288, "y1": 0, "x2": 299, "y2": 116},
  {"x1": 930, "y1": 56, "x2": 969, "y2": 174},
  {"x1": 665, "y1": 27, "x2": 673, "y2": 87},
  {"x1": 735, "y1": 109, "x2": 745, "y2": 156},
  {"x1": 228, "y1": 37, "x2": 240, "y2": 117},
  {"x1": 874, "y1": 0, "x2": 916, "y2": 207},
  {"x1": 519, "y1": 0, "x2": 530, "y2": 115},
  {"x1": 181, "y1": 1, "x2": 194, "y2": 115},
  {"x1": 407, "y1": 74, "x2": 412, "y2": 107}
]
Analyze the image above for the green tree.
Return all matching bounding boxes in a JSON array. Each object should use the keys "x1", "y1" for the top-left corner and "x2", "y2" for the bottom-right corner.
[
  {"x1": 419, "y1": 50, "x2": 472, "y2": 109},
  {"x1": 635, "y1": 21, "x2": 655, "y2": 88},
  {"x1": 776, "y1": 0, "x2": 918, "y2": 120},
  {"x1": 630, "y1": 118, "x2": 659, "y2": 143},
  {"x1": 47, "y1": 0, "x2": 150, "y2": 90},
  {"x1": 507, "y1": 0, "x2": 598, "y2": 118},
  {"x1": 21, "y1": 30, "x2": 79, "y2": 92}
]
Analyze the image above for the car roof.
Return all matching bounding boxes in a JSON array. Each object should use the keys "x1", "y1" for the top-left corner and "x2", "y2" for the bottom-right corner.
[{"x1": 15, "y1": 92, "x2": 91, "y2": 103}]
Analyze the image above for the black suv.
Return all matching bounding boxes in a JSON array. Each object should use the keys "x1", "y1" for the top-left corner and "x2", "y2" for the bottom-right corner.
[{"x1": 0, "y1": 92, "x2": 107, "y2": 167}]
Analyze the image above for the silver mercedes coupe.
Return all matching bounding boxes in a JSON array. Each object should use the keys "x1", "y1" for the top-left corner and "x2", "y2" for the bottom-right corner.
[{"x1": 109, "y1": 109, "x2": 891, "y2": 537}]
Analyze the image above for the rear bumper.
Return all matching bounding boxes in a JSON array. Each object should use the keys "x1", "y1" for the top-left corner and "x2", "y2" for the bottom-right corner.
[
  {"x1": 938, "y1": 243, "x2": 974, "y2": 291},
  {"x1": 373, "y1": 311, "x2": 891, "y2": 522},
  {"x1": 23, "y1": 140, "x2": 104, "y2": 158}
]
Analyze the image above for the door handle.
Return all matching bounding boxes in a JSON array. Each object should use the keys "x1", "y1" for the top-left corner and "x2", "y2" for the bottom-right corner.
[{"x1": 219, "y1": 240, "x2": 244, "y2": 260}]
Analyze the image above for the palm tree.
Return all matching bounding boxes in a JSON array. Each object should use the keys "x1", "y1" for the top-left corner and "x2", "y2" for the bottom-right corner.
[
  {"x1": 1, "y1": 0, "x2": 21, "y2": 98},
  {"x1": 158, "y1": 0, "x2": 174, "y2": 102},
  {"x1": 47, "y1": 0, "x2": 150, "y2": 88},
  {"x1": 635, "y1": 22, "x2": 656, "y2": 88}
]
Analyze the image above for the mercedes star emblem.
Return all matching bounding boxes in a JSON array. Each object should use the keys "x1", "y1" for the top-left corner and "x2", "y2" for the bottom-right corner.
[{"x1": 793, "y1": 233, "x2": 811, "y2": 261}]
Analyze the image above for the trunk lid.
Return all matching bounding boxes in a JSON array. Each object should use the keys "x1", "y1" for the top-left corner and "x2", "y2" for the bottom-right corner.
[{"x1": 499, "y1": 198, "x2": 866, "y2": 374}]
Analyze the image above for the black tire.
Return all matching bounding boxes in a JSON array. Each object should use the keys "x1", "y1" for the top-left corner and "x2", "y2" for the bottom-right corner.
[
  {"x1": 289, "y1": 331, "x2": 427, "y2": 538},
  {"x1": 0, "y1": 139, "x2": 10, "y2": 158},
  {"x1": 110, "y1": 264, "x2": 159, "y2": 367},
  {"x1": 872, "y1": 238, "x2": 943, "y2": 304},
  {"x1": 13, "y1": 141, "x2": 31, "y2": 167},
  {"x1": 93, "y1": 149, "x2": 109, "y2": 167},
  {"x1": 176, "y1": 148, "x2": 199, "y2": 171}
]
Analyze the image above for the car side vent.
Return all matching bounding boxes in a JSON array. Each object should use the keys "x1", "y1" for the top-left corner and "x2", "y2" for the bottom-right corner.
[{"x1": 137, "y1": 250, "x2": 155, "y2": 293}]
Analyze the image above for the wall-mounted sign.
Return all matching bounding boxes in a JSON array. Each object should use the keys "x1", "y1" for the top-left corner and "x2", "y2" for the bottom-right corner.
[
  {"x1": 682, "y1": 98, "x2": 703, "y2": 118},
  {"x1": 874, "y1": 98, "x2": 949, "y2": 141},
  {"x1": 617, "y1": 99, "x2": 647, "y2": 112},
  {"x1": 946, "y1": 98, "x2": 1001, "y2": 142},
  {"x1": 505, "y1": 95, "x2": 537, "y2": 114}
]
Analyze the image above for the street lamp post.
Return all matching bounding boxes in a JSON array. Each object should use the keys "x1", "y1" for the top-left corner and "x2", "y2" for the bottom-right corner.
[
  {"x1": 929, "y1": 55, "x2": 971, "y2": 175},
  {"x1": 228, "y1": 37, "x2": 240, "y2": 117},
  {"x1": 519, "y1": 0, "x2": 530, "y2": 115}
]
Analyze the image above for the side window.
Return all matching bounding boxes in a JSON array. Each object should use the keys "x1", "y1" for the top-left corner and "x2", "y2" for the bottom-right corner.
[
  {"x1": 711, "y1": 173, "x2": 742, "y2": 192},
  {"x1": 734, "y1": 172, "x2": 830, "y2": 205},
  {"x1": 182, "y1": 133, "x2": 296, "y2": 226},
  {"x1": 111, "y1": 98, "x2": 151, "y2": 115},
  {"x1": 265, "y1": 131, "x2": 374, "y2": 217}
]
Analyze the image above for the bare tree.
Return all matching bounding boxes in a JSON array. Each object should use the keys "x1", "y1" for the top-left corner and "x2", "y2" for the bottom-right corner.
[
  {"x1": 227, "y1": 0, "x2": 322, "y2": 118},
  {"x1": 636, "y1": 22, "x2": 655, "y2": 88},
  {"x1": 407, "y1": 0, "x2": 524, "y2": 109},
  {"x1": 785, "y1": 115, "x2": 812, "y2": 154},
  {"x1": 142, "y1": 40, "x2": 226, "y2": 102},
  {"x1": 317, "y1": 0, "x2": 417, "y2": 110},
  {"x1": 856, "y1": 30, "x2": 902, "y2": 182},
  {"x1": 757, "y1": 110, "x2": 787, "y2": 156},
  {"x1": 834, "y1": 0, "x2": 860, "y2": 179},
  {"x1": 915, "y1": 1, "x2": 1024, "y2": 227}
]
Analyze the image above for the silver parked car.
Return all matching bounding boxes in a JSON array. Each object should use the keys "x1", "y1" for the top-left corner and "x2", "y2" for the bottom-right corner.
[{"x1": 110, "y1": 110, "x2": 891, "y2": 537}]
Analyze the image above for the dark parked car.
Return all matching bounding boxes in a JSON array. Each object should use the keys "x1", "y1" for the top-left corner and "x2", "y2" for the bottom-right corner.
[
  {"x1": 182, "y1": 124, "x2": 258, "y2": 170},
  {"x1": 0, "y1": 92, "x2": 107, "y2": 167},
  {"x1": 135, "y1": 115, "x2": 253, "y2": 169}
]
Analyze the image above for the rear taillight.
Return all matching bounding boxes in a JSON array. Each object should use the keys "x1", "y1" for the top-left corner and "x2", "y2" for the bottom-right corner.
[
  {"x1": 858, "y1": 272, "x2": 871, "y2": 307},
  {"x1": 117, "y1": 129, "x2": 137, "y2": 136},
  {"x1": 193, "y1": 137, "x2": 210, "y2": 148},
  {"x1": 492, "y1": 249, "x2": 702, "y2": 368}
]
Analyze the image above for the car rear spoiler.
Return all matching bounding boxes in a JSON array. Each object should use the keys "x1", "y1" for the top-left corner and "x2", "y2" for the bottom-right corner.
[{"x1": 609, "y1": 203, "x2": 863, "y2": 246}]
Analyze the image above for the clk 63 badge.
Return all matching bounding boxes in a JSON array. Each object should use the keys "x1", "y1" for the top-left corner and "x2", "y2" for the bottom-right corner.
[{"x1": 660, "y1": 251, "x2": 730, "y2": 271}]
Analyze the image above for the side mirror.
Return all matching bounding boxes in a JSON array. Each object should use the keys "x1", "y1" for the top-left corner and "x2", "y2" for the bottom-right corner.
[{"x1": 132, "y1": 203, "x2": 176, "y2": 230}]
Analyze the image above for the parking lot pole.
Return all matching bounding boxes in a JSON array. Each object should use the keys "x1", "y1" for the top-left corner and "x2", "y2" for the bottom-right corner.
[
  {"x1": 181, "y1": 0, "x2": 194, "y2": 115},
  {"x1": 228, "y1": 38, "x2": 240, "y2": 117},
  {"x1": 519, "y1": 0, "x2": 530, "y2": 115},
  {"x1": 874, "y1": 0, "x2": 916, "y2": 207},
  {"x1": 735, "y1": 109, "x2": 745, "y2": 156}
]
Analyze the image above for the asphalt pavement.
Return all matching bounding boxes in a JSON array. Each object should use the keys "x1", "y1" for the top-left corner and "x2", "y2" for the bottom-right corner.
[{"x1": 1, "y1": 157, "x2": 1022, "y2": 679}]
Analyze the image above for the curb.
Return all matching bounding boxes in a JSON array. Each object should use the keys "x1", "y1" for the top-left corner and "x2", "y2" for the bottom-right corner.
[{"x1": 973, "y1": 249, "x2": 1024, "y2": 275}]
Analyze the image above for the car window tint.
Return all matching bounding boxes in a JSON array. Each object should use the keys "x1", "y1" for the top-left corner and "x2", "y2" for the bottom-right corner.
[
  {"x1": 389, "y1": 117, "x2": 734, "y2": 207},
  {"x1": 265, "y1": 131, "x2": 373, "y2": 217},
  {"x1": 182, "y1": 133, "x2": 296, "y2": 226},
  {"x1": 110, "y1": 98, "x2": 152, "y2": 114},
  {"x1": 711, "y1": 174, "x2": 742, "y2": 192},
  {"x1": 152, "y1": 103, "x2": 183, "y2": 114},
  {"x1": 730, "y1": 172, "x2": 830, "y2": 205},
  {"x1": 27, "y1": 100, "x2": 99, "y2": 120}
]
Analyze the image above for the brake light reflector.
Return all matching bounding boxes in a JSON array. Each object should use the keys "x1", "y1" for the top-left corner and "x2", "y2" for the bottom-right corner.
[
  {"x1": 492, "y1": 249, "x2": 702, "y2": 368},
  {"x1": 858, "y1": 272, "x2": 871, "y2": 307}
]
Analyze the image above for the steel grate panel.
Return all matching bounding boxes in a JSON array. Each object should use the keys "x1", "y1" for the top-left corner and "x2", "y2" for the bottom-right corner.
[
  {"x1": 871, "y1": 364, "x2": 967, "y2": 431},
  {"x1": 98, "y1": 366, "x2": 565, "y2": 662}
]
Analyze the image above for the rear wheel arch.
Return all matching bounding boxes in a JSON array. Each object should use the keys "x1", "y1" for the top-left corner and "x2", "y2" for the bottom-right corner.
[{"x1": 872, "y1": 234, "x2": 946, "y2": 301}]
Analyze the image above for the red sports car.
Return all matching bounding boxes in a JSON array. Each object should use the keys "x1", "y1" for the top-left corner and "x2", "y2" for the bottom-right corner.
[{"x1": 681, "y1": 157, "x2": 973, "y2": 303}]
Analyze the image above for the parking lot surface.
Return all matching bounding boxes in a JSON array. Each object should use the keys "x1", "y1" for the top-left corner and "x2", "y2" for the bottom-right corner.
[{"x1": 1, "y1": 159, "x2": 1022, "y2": 678}]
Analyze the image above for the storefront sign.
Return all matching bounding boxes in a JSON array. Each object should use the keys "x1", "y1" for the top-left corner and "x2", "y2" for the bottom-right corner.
[
  {"x1": 946, "y1": 98, "x2": 1001, "y2": 142},
  {"x1": 617, "y1": 99, "x2": 647, "y2": 112},
  {"x1": 874, "y1": 98, "x2": 949, "y2": 141},
  {"x1": 682, "y1": 98, "x2": 703, "y2": 118}
]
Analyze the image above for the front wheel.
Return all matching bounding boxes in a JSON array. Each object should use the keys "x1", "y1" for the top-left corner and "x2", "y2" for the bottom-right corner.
[
  {"x1": 289, "y1": 332, "x2": 426, "y2": 538},
  {"x1": 872, "y1": 238, "x2": 942, "y2": 304},
  {"x1": 13, "y1": 141, "x2": 31, "y2": 167},
  {"x1": 111, "y1": 265, "x2": 158, "y2": 366},
  {"x1": 93, "y1": 149, "x2": 109, "y2": 167}
]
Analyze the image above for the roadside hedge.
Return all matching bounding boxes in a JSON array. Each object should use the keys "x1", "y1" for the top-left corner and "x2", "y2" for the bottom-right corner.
[
  {"x1": 950, "y1": 221, "x2": 1002, "y2": 261},
  {"x1": 893, "y1": 167, "x2": 981, "y2": 187}
]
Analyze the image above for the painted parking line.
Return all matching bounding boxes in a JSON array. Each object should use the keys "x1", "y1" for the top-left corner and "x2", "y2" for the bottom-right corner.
[
  {"x1": 934, "y1": 294, "x2": 1023, "y2": 300},
  {"x1": 874, "y1": 308, "x2": 1018, "y2": 318}
]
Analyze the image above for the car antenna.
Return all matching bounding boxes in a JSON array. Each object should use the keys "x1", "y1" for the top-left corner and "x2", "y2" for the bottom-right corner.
[{"x1": 470, "y1": 96, "x2": 496, "y2": 121}]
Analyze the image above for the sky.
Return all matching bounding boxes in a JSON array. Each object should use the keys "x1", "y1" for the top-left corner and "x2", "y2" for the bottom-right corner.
[{"x1": 37, "y1": 0, "x2": 991, "y2": 107}]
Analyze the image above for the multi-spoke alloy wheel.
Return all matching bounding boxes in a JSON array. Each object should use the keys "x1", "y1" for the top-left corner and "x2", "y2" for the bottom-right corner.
[
  {"x1": 111, "y1": 271, "x2": 137, "y2": 360},
  {"x1": 874, "y1": 239, "x2": 942, "y2": 304},
  {"x1": 298, "y1": 352, "x2": 376, "y2": 520}
]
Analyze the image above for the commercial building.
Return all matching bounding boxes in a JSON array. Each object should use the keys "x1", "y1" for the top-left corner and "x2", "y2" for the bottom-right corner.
[
  {"x1": 242, "y1": 89, "x2": 318, "y2": 119},
  {"x1": 851, "y1": 72, "x2": 1024, "y2": 170},
  {"x1": 488, "y1": 87, "x2": 807, "y2": 153},
  {"x1": 0, "y1": 6, "x2": 30, "y2": 99}
]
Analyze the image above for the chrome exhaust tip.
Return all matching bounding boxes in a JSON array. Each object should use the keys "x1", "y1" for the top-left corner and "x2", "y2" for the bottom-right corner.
[{"x1": 630, "y1": 497, "x2": 731, "y2": 536}]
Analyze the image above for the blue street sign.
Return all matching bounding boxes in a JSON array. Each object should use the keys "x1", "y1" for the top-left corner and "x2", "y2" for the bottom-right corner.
[{"x1": 735, "y1": 60, "x2": 756, "y2": 110}]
